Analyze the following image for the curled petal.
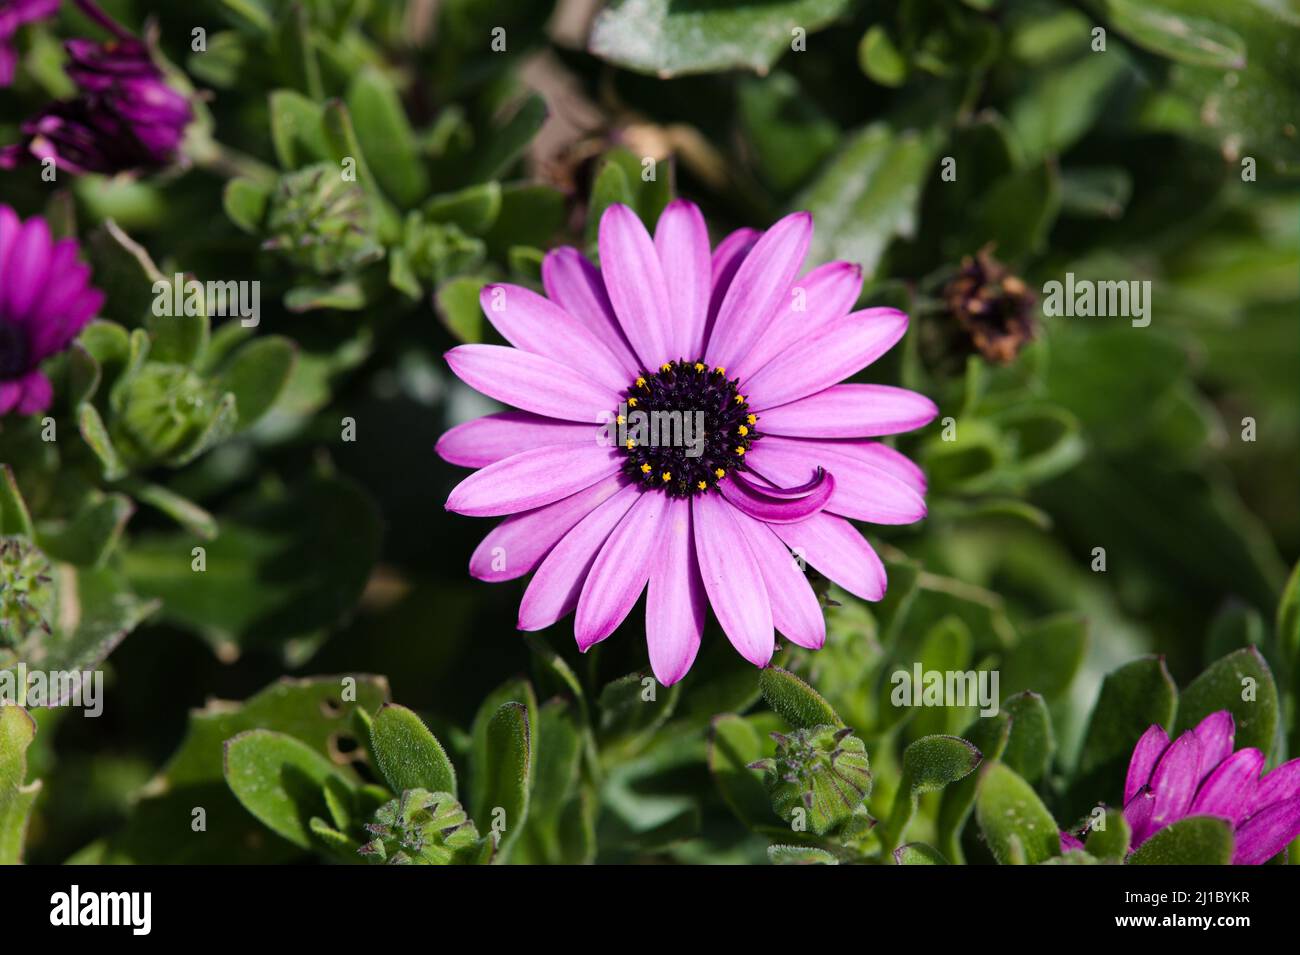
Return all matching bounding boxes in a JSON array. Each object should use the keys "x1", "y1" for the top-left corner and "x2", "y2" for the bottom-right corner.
[{"x1": 718, "y1": 468, "x2": 834, "y2": 524}]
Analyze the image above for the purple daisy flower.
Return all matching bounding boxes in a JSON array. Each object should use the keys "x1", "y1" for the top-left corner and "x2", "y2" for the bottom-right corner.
[
  {"x1": 0, "y1": 0, "x2": 58, "y2": 86},
  {"x1": 0, "y1": 2, "x2": 191, "y2": 174},
  {"x1": 1063, "y1": 710, "x2": 1300, "y2": 863},
  {"x1": 0, "y1": 205, "x2": 104, "y2": 415},
  {"x1": 437, "y1": 201, "x2": 938, "y2": 685}
]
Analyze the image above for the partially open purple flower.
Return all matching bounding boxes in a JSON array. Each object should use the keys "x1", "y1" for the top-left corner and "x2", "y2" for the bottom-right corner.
[
  {"x1": 0, "y1": 0, "x2": 58, "y2": 86},
  {"x1": 438, "y1": 201, "x2": 937, "y2": 684},
  {"x1": 0, "y1": 205, "x2": 104, "y2": 415},
  {"x1": 1068, "y1": 710, "x2": 1300, "y2": 864},
  {"x1": 0, "y1": 5, "x2": 191, "y2": 174}
]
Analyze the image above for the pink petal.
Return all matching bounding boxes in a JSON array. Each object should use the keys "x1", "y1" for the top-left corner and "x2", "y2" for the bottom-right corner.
[
  {"x1": 0, "y1": 380, "x2": 20, "y2": 415},
  {"x1": 1189, "y1": 747, "x2": 1264, "y2": 824},
  {"x1": 541, "y1": 246, "x2": 641, "y2": 375},
  {"x1": 769, "y1": 512, "x2": 887, "y2": 602},
  {"x1": 756, "y1": 384, "x2": 939, "y2": 438},
  {"x1": 518, "y1": 485, "x2": 640, "y2": 631},
  {"x1": 468, "y1": 475, "x2": 625, "y2": 582},
  {"x1": 1233, "y1": 795, "x2": 1300, "y2": 865},
  {"x1": 437, "y1": 411, "x2": 598, "y2": 468},
  {"x1": 741, "y1": 307, "x2": 908, "y2": 410},
  {"x1": 13, "y1": 370, "x2": 52, "y2": 415},
  {"x1": 1125, "y1": 787, "x2": 1157, "y2": 847},
  {"x1": 691, "y1": 492, "x2": 773, "y2": 667},
  {"x1": 1125, "y1": 724, "x2": 1171, "y2": 804},
  {"x1": 575, "y1": 491, "x2": 669, "y2": 650},
  {"x1": 717, "y1": 468, "x2": 835, "y2": 523},
  {"x1": 733, "y1": 261, "x2": 862, "y2": 380},
  {"x1": 445, "y1": 443, "x2": 621, "y2": 517},
  {"x1": 445, "y1": 344, "x2": 617, "y2": 422},
  {"x1": 646, "y1": 498, "x2": 704, "y2": 685},
  {"x1": 1192, "y1": 710, "x2": 1235, "y2": 778},
  {"x1": 478, "y1": 283, "x2": 632, "y2": 390},
  {"x1": 653, "y1": 199, "x2": 711, "y2": 358},
  {"x1": 750, "y1": 436, "x2": 926, "y2": 525},
  {"x1": 733, "y1": 511, "x2": 825, "y2": 650},
  {"x1": 0, "y1": 205, "x2": 23, "y2": 287},
  {"x1": 1, "y1": 213, "x2": 51, "y2": 321},
  {"x1": 598, "y1": 204, "x2": 673, "y2": 368},
  {"x1": 1251, "y1": 758, "x2": 1300, "y2": 815},
  {"x1": 1060, "y1": 831, "x2": 1085, "y2": 853},
  {"x1": 706, "y1": 227, "x2": 758, "y2": 342},
  {"x1": 706, "y1": 211, "x2": 811, "y2": 372},
  {"x1": 1148, "y1": 731, "x2": 1202, "y2": 832}
]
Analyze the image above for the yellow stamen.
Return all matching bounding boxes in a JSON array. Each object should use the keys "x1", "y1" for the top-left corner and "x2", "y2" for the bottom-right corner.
[
  {"x1": 660, "y1": 363, "x2": 672, "y2": 373},
  {"x1": 697, "y1": 481, "x2": 707, "y2": 491},
  {"x1": 693, "y1": 362, "x2": 705, "y2": 372},
  {"x1": 734, "y1": 394, "x2": 745, "y2": 404},
  {"x1": 715, "y1": 468, "x2": 725, "y2": 479},
  {"x1": 616, "y1": 414, "x2": 625, "y2": 424},
  {"x1": 738, "y1": 425, "x2": 749, "y2": 436},
  {"x1": 628, "y1": 397, "x2": 637, "y2": 407},
  {"x1": 625, "y1": 440, "x2": 635, "y2": 450},
  {"x1": 735, "y1": 446, "x2": 746, "y2": 456},
  {"x1": 640, "y1": 463, "x2": 651, "y2": 474},
  {"x1": 661, "y1": 471, "x2": 672, "y2": 482},
  {"x1": 714, "y1": 366, "x2": 726, "y2": 374},
  {"x1": 746, "y1": 413, "x2": 757, "y2": 425},
  {"x1": 635, "y1": 376, "x2": 646, "y2": 388}
]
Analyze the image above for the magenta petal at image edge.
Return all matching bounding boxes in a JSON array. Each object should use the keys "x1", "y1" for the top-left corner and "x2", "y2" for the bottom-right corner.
[
  {"x1": 0, "y1": 205, "x2": 104, "y2": 415},
  {"x1": 437, "y1": 201, "x2": 939, "y2": 685},
  {"x1": 1060, "y1": 709, "x2": 1300, "y2": 864}
]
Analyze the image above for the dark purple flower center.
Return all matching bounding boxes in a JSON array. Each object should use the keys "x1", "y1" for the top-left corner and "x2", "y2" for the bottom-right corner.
[
  {"x1": 0, "y1": 321, "x2": 29, "y2": 379},
  {"x1": 616, "y1": 359, "x2": 758, "y2": 498}
]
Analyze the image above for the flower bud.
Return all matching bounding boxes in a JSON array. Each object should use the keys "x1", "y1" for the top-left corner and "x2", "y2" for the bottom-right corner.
[
  {"x1": 358, "y1": 789, "x2": 480, "y2": 865},
  {"x1": 110, "y1": 364, "x2": 224, "y2": 466},
  {"x1": 262, "y1": 163, "x2": 383, "y2": 276},
  {"x1": 0, "y1": 536, "x2": 54, "y2": 652},
  {"x1": 751, "y1": 724, "x2": 873, "y2": 835}
]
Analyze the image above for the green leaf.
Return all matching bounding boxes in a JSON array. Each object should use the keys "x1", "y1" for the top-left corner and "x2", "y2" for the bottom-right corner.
[
  {"x1": 1276, "y1": 559, "x2": 1300, "y2": 680},
  {"x1": 598, "y1": 671, "x2": 679, "y2": 741},
  {"x1": 793, "y1": 122, "x2": 939, "y2": 279},
  {"x1": 589, "y1": 0, "x2": 856, "y2": 77},
  {"x1": 424, "y1": 182, "x2": 503, "y2": 233},
  {"x1": 882, "y1": 734, "x2": 982, "y2": 849},
  {"x1": 760, "y1": 667, "x2": 842, "y2": 729},
  {"x1": 0, "y1": 465, "x2": 34, "y2": 538},
  {"x1": 515, "y1": 699, "x2": 589, "y2": 864},
  {"x1": 1174, "y1": 647, "x2": 1279, "y2": 756},
  {"x1": 434, "y1": 275, "x2": 489, "y2": 344},
  {"x1": 122, "y1": 474, "x2": 380, "y2": 661},
  {"x1": 737, "y1": 73, "x2": 841, "y2": 191},
  {"x1": 469, "y1": 679, "x2": 538, "y2": 824},
  {"x1": 474, "y1": 94, "x2": 547, "y2": 181},
  {"x1": 1002, "y1": 612, "x2": 1089, "y2": 700},
  {"x1": 859, "y1": 26, "x2": 908, "y2": 87},
  {"x1": 269, "y1": 89, "x2": 328, "y2": 169},
  {"x1": 967, "y1": 161, "x2": 1061, "y2": 260},
  {"x1": 1075, "y1": 656, "x2": 1177, "y2": 796},
  {"x1": 370, "y1": 703, "x2": 457, "y2": 797},
  {"x1": 1084, "y1": 807, "x2": 1131, "y2": 861},
  {"x1": 346, "y1": 67, "x2": 428, "y2": 206},
  {"x1": 708, "y1": 714, "x2": 773, "y2": 829},
  {"x1": 37, "y1": 492, "x2": 134, "y2": 568},
  {"x1": 1103, "y1": 0, "x2": 1247, "y2": 68},
  {"x1": 937, "y1": 711, "x2": 1012, "y2": 863},
  {"x1": 476, "y1": 702, "x2": 531, "y2": 861},
  {"x1": 1129, "y1": 816, "x2": 1234, "y2": 865},
  {"x1": 224, "y1": 729, "x2": 352, "y2": 849},
  {"x1": 1010, "y1": 52, "x2": 1130, "y2": 164},
  {"x1": 894, "y1": 842, "x2": 949, "y2": 864},
  {"x1": 223, "y1": 178, "x2": 269, "y2": 233},
  {"x1": 768, "y1": 844, "x2": 839, "y2": 865},
  {"x1": 999, "y1": 692, "x2": 1055, "y2": 784},
  {"x1": 976, "y1": 762, "x2": 1060, "y2": 864},
  {"x1": 0, "y1": 705, "x2": 41, "y2": 864},
  {"x1": 215, "y1": 336, "x2": 298, "y2": 431}
]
